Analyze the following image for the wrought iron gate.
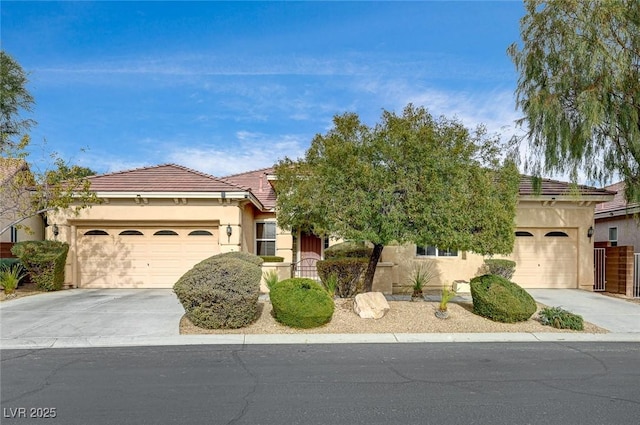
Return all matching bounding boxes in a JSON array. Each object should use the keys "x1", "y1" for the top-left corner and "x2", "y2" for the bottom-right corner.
[
  {"x1": 291, "y1": 257, "x2": 320, "y2": 280},
  {"x1": 594, "y1": 248, "x2": 606, "y2": 291},
  {"x1": 634, "y1": 253, "x2": 640, "y2": 298}
]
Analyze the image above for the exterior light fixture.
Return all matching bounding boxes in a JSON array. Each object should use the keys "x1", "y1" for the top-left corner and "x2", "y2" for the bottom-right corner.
[
  {"x1": 587, "y1": 226, "x2": 594, "y2": 239},
  {"x1": 226, "y1": 225, "x2": 232, "y2": 240},
  {"x1": 52, "y1": 224, "x2": 59, "y2": 239}
]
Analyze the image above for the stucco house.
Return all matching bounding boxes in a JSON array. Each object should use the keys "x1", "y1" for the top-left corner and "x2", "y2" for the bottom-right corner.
[
  {"x1": 594, "y1": 182, "x2": 640, "y2": 252},
  {"x1": 0, "y1": 158, "x2": 44, "y2": 256},
  {"x1": 50, "y1": 163, "x2": 613, "y2": 292}
]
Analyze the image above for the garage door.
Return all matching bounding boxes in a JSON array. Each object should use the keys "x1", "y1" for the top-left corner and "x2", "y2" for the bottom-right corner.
[
  {"x1": 77, "y1": 226, "x2": 219, "y2": 288},
  {"x1": 511, "y1": 228, "x2": 578, "y2": 288}
]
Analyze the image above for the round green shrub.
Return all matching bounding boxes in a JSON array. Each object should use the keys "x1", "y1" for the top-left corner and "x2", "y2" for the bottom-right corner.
[
  {"x1": 11, "y1": 241, "x2": 69, "y2": 291},
  {"x1": 213, "y1": 251, "x2": 264, "y2": 266},
  {"x1": 270, "y1": 278, "x2": 335, "y2": 328},
  {"x1": 483, "y1": 259, "x2": 516, "y2": 280},
  {"x1": 470, "y1": 274, "x2": 536, "y2": 323},
  {"x1": 324, "y1": 241, "x2": 373, "y2": 259},
  {"x1": 173, "y1": 254, "x2": 262, "y2": 329}
]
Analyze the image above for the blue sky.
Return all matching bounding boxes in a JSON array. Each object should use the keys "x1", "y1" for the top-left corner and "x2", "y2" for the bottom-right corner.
[{"x1": 2, "y1": 1, "x2": 526, "y2": 177}]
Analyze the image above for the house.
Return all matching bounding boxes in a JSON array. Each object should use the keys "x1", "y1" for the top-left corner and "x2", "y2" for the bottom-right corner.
[
  {"x1": 0, "y1": 158, "x2": 44, "y2": 257},
  {"x1": 594, "y1": 182, "x2": 640, "y2": 251},
  {"x1": 50, "y1": 164, "x2": 614, "y2": 292}
]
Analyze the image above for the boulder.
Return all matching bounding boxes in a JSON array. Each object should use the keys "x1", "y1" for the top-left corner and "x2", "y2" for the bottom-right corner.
[{"x1": 353, "y1": 292, "x2": 390, "y2": 319}]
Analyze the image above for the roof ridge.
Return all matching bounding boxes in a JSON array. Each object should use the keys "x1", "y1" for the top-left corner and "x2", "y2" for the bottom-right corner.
[{"x1": 223, "y1": 165, "x2": 275, "y2": 179}]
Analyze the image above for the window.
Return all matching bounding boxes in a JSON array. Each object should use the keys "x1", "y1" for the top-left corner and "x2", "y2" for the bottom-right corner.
[
  {"x1": 545, "y1": 231, "x2": 569, "y2": 237},
  {"x1": 119, "y1": 230, "x2": 143, "y2": 236},
  {"x1": 608, "y1": 227, "x2": 618, "y2": 247},
  {"x1": 154, "y1": 230, "x2": 178, "y2": 236},
  {"x1": 255, "y1": 222, "x2": 276, "y2": 256},
  {"x1": 84, "y1": 230, "x2": 109, "y2": 236},
  {"x1": 416, "y1": 245, "x2": 458, "y2": 257},
  {"x1": 515, "y1": 231, "x2": 534, "y2": 237},
  {"x1": 188, "y1": 230, "x2": 213, "y2": 236},
  {"x1": 10, "y1": 226, "x2": 18, "y2": 243}
]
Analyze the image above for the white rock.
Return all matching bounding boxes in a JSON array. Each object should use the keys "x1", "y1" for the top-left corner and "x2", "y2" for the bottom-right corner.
[
  {"x1": 453, "y1": 280, "x2": 471, "y2": 294},
  {"x1": 353, "y1": 292, "x2": 390, "y2": 319}
]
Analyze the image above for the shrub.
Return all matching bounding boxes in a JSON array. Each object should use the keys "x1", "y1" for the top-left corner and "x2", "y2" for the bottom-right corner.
[
  {"x1": 483, "y1": 259, "x2": 516, "y2": 280},
  {"x1": 213, "y1": 251, "x2": 264, "y2": 266},
  {"x1": 0, "y1": 263, "x2": 26, "y2": 294},
  {"x1": 470, "y1": 274, "x2": 536, "y2": 323},
  {"x1": 260, "y1": 256, "x2": 284, "y2": 263},
  {"x1": 407, "y1": 261, "x2": 440, "y2": 297},
  {"x1": 538, "y1": 306, "x2": 584, "y2": 331},
  {"x1": 0, "y1": 258, "x2": 21, "y2": 269},
  {"x1": 322, "y1": 273, "x2": 338, "y2": 297},
  {"x1": 439, "y1": 284, "x2": 456, "y2": 312},
  {"x1": 324, "y1": 241, "x2": 372, "y2": 259},
  {"x1": 317, "y1": 258, "x2": 368, "y2": 298},
  {"x1": 269, "y1": 278, "x2": 335, "y2": 328},
  {"x1": 11, "y1": 241, "x2": 69, "y2": 291},
  {"x1": 263, "y1": 269, "x2": 279, "y2": 291},
  {"x1": 173, "y1": 254, "x2": 262, "y2": 329}
]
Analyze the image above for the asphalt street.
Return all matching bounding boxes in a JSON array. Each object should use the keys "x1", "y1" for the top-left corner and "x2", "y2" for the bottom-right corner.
[{"x1": 2, "y1": 342, "x2": 639, "y2": 425}]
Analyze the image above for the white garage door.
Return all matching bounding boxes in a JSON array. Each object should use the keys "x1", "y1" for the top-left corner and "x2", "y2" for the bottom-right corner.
[
  {"x1": 77, "y1": 226, "x2": 219, "y2": 288},
  {"x1": 511, "y1": 228, "x2": 578, "y2": 288}
]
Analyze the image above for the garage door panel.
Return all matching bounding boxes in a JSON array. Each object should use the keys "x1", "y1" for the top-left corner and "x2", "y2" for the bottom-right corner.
[
  {"x1": 511, "y1": 228, "x2": 577, "y2": 288},
  {"x1": 77, "y1": 226, "x2": 219, "y2": 288}
]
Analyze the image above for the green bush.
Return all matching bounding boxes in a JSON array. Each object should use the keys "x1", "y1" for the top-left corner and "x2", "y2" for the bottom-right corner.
[
  {"x1": 11, "y1": 241, "x2": 69, "y2": 291},
  {"x1": 0, "y1": 263, "x2": 26, "y2": 294},
  {"x1": 317, "y1": 258, "x2": 368, "y2": 298},
  {"x1": 538, "y1": 306, "x2": 584, "y2": 331},
  {"x1": 324, "y1": 241, "x2": 373, "y2": 259},
  {"x1": 270, "y1": 278, "x2": 335, "y2": 328},
  {"x1": 0, "y1": 258, "x2": 21, "y2": 269},
  {"x1": 213, "y1": 251, "x2": 264, "y2": 266},
  {"x1": 260, "y1": 256, "x2": 284, "y2": 263},
  {"x1": 483, "y1": 259, "x2": 516, "y2": 280},
  {"x1": 470, "y1": 274, "x2": 536, "y2": 323},
  {"x1": 173, "y1": 253, "x2": 262, "y2": 329},
  {"x1": 263, "y1": 269, "x2": 279, "y2": 291}
]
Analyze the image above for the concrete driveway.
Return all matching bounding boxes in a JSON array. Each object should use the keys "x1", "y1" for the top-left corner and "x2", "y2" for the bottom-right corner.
[{"x1": 0, "y1": 289, "x2": 184, "y2": 347}]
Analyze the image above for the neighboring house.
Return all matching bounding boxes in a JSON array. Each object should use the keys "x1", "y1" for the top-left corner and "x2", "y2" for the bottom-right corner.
[
  {"x1": 51, "y1": 164, "x2": 614, "y2": 292},
  {"x1": 594, "y1": 182, "x2": 640, "y2": 252},
  {"x1": 0, "y1": 158, "x2": 44, "y2": 255}
]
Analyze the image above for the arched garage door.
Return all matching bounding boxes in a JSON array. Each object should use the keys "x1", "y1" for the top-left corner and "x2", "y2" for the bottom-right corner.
[
  {"x1": 511, "y1": 228, "x2": 578, "y2": 288},
  {"x1": 77, "y1": 226, "x2": 219, "y2": 288}
]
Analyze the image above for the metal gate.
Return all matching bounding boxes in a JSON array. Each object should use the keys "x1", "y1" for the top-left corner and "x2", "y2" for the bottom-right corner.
[
  {"x1": 291, "y1": 257, "x2": 320, "y2": 280},
  {"x1": 634, "y1": 253, "x2": 640, "y2": 298},
  {"x1": 594, "y1": 248, "x2": 606, "y2": 291}
]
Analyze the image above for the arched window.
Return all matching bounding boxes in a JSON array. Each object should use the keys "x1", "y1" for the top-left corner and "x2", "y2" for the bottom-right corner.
[
  {"x1": 515, "y1": 231, "x2": 534, "y2": 237},
  {"x1": 119, "y1": 230, "x2": 144, "y2": 236},
  {"x1": 84, "y1": 230, "x2": 109, "y2": 236},
  {"x1": 154, "y1": 230, "x2": 178, "y2": 236},
  {"x1": 545, "y1": 231, "x2": 569, "y2": 237},
  {"x1": 188, "y1": 230, "x2": 213, "y2": 236}
]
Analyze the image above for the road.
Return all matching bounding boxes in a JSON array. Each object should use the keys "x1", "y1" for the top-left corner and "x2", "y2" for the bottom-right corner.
[{"x1": 1, "y1": 343, "x2": 639, "y2": 425}]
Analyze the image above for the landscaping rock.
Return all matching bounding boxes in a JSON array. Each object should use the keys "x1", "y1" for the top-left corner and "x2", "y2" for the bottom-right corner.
[
  {"x1": 453, "y1": 280, "x2": 470, "y2": 294},
  {"x1": 353, "y1": 292, "x2": 390, "y2": 319}
]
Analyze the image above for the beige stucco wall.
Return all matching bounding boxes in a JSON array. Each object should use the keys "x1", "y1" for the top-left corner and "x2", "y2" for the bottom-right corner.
[
  {"x1": 0, "y1": 214, "x2": 44, "y2": 244},
  {"x1": 377, "y1": 201, "x2": 597, "y2": 293}
]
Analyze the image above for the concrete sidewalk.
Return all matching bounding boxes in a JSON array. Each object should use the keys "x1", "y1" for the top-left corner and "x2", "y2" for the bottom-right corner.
[{"x1": 1, "y1": 288, "x2": 639, "y2": 350}]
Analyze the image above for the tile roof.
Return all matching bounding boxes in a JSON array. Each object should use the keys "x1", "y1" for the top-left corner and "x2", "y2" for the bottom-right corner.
[
  {"x1": 223, "y1": 167, "x2": 277, "y2": 210},
  {"x1": 87, "y1": 164, "x2": 250, "y2": 193},
  {"x1": 518, "y1": 176, "x2": 614, "y2": 198},
  {"x1": 595, "y1": 181, "x2": 639, "y2": 214},
  {"x1": 0, "y1": 158, "x2": 28, "y2": 185}
]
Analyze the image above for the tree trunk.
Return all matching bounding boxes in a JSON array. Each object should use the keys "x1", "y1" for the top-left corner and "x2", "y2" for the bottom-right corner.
[{"x1": 362, "y1": 243, "x2": 384, "y2": 293}]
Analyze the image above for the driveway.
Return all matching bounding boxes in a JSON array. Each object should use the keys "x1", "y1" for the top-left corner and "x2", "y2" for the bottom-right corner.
[{"x1": 0, "y1": 289, "x2": 184, "y2": 347}]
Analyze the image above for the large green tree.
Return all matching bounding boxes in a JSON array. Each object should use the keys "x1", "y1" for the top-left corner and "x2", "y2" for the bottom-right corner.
[
  {"x1": 1, "y1": 51, "x2": 35, "y2": 152},
  {"x1": 508, "y1": 0, "x2": 640, "y2": 202},
  {"x1": 275, "y1": 105, "x2": 520, "y2": 292},
  {"x1": 0, "y1": 52, "x2": 98, "y2": 236}
]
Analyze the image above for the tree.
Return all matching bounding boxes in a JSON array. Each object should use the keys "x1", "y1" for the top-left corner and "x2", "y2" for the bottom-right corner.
[
  {"x1": 275, "y1": 105, "x2": 520, "y2": 292},
  {"x1": 1, "y1": 51, "x2": 35, "y2": 152},
  {"x1": 0, "y1": 53, "x2": 98, "y2": 236},
  {"x1": 508, "y1": 0, "x2": 640, "y2": 203}
]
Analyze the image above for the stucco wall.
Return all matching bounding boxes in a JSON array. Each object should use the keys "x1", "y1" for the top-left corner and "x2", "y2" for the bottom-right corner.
[{"x1": 595, "y1": 216, "x2": 640, "y2": 252}]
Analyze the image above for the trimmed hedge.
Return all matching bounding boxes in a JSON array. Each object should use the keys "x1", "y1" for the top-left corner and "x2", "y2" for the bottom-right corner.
[
  {"x1": 317, "y1": 258, "x2": 368, "y2": 298},
  {"x1": 470, "y1": 274, "x2": 536, "y2": 323},
  {"x1": 11, "y1": 241, "x2": 69, "y2": 291},
  {"x1": 213, "y1": 251, "x2": 264, "y2": 266},
  {"x1": 260, "y1": 256, "x2": 284, "y2": 263},
  {"x1": 324, "y1": 241, "x2": 372, "y2": 259},
  {"x1": 173, "y1": 253, "x2": 262, "y2": 329},
  {"x1": 270, "y1": 278, "x2": 335, "y2": 328},
  {"x1": 483, "y1": 259, "x2": 516, "y2": 280}
]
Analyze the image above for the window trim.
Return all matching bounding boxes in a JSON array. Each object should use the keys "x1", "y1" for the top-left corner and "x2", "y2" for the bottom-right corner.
[{"x1": 255, "y1": 221, "x2": 277, "y2": 256}]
